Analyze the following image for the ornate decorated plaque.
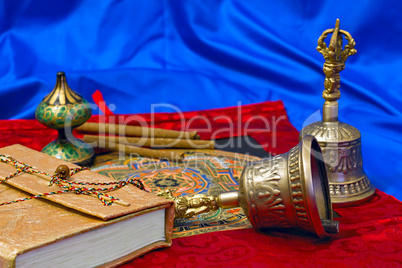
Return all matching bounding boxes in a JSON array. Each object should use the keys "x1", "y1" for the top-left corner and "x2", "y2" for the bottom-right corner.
[{"x1": 91, "y1": 150, "x2": 261, "y2": 237}]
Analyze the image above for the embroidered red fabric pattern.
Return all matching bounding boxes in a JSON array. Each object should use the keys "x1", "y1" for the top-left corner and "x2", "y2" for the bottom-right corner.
[
  {"x1": 123, "y1": 190, "x2": 402, "y2": 267},
  {"x1": 0, "y1": 101, "x2": 400, "y2": 267}
]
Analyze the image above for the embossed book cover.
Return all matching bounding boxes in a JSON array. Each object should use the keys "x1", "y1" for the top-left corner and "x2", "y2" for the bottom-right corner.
[{"x1": 0, "y1": 144, "x2": 174, "y2": 268}]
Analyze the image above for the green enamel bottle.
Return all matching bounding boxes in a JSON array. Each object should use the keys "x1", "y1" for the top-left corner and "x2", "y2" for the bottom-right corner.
[{"x1": 35, "y1": 72, "x2": 94, "y2": 166}]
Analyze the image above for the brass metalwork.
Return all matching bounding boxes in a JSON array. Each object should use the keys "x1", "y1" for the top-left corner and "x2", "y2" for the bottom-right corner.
[
  {"x1": 35, "y1": 72, "x2": 94, "y2": 166},
  {"x1": 157, "y1": 189, "x2": 219, "y2": 219},
  {"x1": 317, "y1": 19, "x2": 356, "y2": 103},
  {"x1": 300, "y1": 19, "x2": 375, "y2": 206},
  {"x1": 158, "y1": 136, "x2": 338, "y2": 238}
]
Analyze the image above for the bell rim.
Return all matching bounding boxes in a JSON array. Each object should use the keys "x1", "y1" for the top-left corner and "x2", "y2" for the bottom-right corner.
[
  {"x1": 331, "y1": 184, "x2": 375, "y2": 207},
  {"x1": 300, "y1": 135, "x2": 333, "y2": 239}
]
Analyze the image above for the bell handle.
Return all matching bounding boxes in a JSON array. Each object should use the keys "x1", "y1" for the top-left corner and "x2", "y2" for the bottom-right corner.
[{"x1": 156, "y1": 190, "x2": 240, "y2": 219}]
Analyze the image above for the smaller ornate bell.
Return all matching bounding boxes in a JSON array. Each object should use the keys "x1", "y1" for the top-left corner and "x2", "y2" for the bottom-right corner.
[
  {"x1": 300, "y1": 19, "x2": 375, "y2": 206},
  {"x1": 159, "y1": 136, "x2": 338, "y2": 238},
  {"x1": 35, "y1": 72, "x2": 94, "y2": 166}
]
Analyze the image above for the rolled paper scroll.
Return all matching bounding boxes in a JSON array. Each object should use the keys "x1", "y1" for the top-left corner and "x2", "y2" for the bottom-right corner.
[
  {"x1": 84, "y1": 138, "x2": 185, "y2": 162},
  {"x1": 82, "y1": 135, "x2": 215, "y2": 149},
  {"x1": 76, "y1": 122, "x2": 200, "y2": 140}
]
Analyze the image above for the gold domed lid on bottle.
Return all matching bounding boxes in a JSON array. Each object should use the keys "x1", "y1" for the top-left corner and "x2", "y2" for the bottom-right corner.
[
  {"x1": 42, "y1": 71, "x2": 83, "y2": 105},
  {"x1": 300, "y1": 19, "x2": 375, "y2": 207},
  {"x1": 36, "y1": 72, "x2": 92, "y2": 130}
]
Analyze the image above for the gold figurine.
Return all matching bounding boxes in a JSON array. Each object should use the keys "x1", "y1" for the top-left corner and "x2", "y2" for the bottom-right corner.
[
  {"x1": 316, "y1": 19, "x2": 356, "y2": 102},
  {"x1": 300, "y1": 19, "x2": 375, "y2": 206},
  {"x1": 157, "y1": 189, "x2": 219, "y2": 218}
]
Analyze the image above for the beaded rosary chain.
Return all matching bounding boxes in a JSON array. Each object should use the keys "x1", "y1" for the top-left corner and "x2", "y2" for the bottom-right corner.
[{"x1": 0, "y1": 154, "x2": 146, "y2": 207}]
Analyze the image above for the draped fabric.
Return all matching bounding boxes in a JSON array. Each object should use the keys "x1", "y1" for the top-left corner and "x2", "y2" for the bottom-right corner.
[
  {"x1": 0, "y1": 1, "x2": 401, "y2": 200},
  {"x1": 0, "y1": 102, "x2": 400, "y2": 267},
  {"x1": 127, "y1": 190, "x2": 402, "y2": 267},
  {"x1": 0, "y1": 100, "x2": 298, "y2": 155}
]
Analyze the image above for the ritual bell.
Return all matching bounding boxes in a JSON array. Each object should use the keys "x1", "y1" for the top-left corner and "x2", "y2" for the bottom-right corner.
[
  {"x1": 160, "y1": 136, "x2": 338, "y2": 238},
  {"x1": 299, "y1": 19, "x2": 375, "y2": 206}
]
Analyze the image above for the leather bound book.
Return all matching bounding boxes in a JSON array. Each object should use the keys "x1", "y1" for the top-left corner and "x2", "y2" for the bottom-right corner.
[{"x1": 0, "y1": 144, "x2": 174, "y2": 268}]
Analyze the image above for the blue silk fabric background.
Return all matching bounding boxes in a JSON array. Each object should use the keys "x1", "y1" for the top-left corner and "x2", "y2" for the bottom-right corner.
[{"x1": 0, "y1": 1, "x2": 401, "y2": 200}]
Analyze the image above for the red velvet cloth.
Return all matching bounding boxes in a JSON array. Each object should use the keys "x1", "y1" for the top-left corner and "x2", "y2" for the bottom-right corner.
[
  {"x1": 124, "y1": 190, "x2": 402, "y2": 267},
  {"x1": 0, "y1": 100, "x2": 299, "y2": 155},
  {"x1": 0, "y1": 101, "x2": 401, "y2": 267}
]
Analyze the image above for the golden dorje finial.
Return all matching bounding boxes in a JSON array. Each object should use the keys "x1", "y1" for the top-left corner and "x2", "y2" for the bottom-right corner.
[{"x1": 317, "y1": 19, "x2": 356, "y2": 102}]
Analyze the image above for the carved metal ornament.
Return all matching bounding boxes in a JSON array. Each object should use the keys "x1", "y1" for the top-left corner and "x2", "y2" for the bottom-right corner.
[
  {"x1": 158, "y1": 136, "x2": 338, "y2": 239},
  {"x1": 300, "y1": 19, "x2": 375, "y2": 206}
]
